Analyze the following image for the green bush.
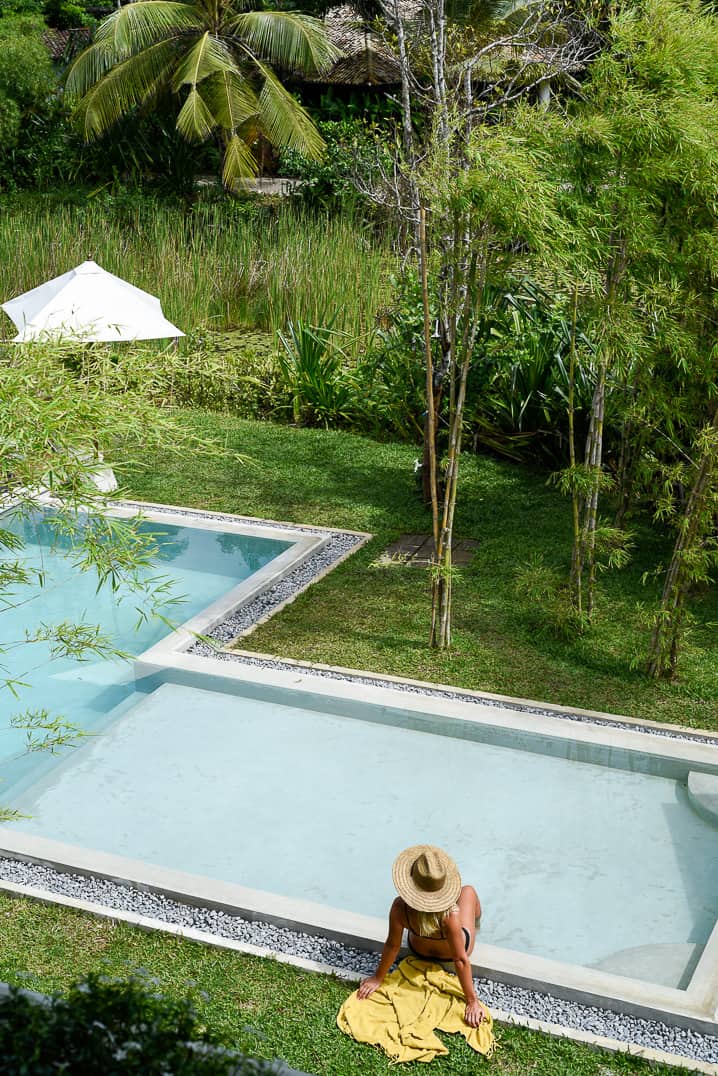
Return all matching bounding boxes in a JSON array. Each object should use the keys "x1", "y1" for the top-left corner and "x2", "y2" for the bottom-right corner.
[
  {"x1": 42, "y1": 0, "x2": 93, "y2": 28},
  {"x1": 275, "y1": 319, "x2": 358, "y2": 428},
  {"x1": 279, "y1": 118, "x2": 387, "y2": 213},
  {"x1": 0, "y1": 971, "x2": 281, "y2": 1074},
  {"x1": 0, "y1": 16, "x2": 56, "y2": 149}
]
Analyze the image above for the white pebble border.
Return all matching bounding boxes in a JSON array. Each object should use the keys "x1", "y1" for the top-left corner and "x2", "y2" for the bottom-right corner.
[{"x1": 0, "y1": 859, "x2": 716, "y2": 1071}]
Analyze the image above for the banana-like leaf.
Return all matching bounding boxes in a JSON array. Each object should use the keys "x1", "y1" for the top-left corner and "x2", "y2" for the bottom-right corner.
[
  {"x1": 94, "y1": 1, "x2": 204, "y2": 58},
  {"x1": 176, "y1": 84, "x2": 216, "y2": 141},
  {"x1": 171, "y1": 31, "x2": 236, "y2": 89},
  {"x1": 71, "y1": 39, "x2": 182, "y2": 139},
  {"x1": 227, "y1": 11, "x2": 341, "y2": 76},
  {"x1": 254, "y1": 60, "x2": 325, "y2": 158},
  {"x1": 201, "y1": 69, "x2": 260, "y2": 133},
  {"x1": 222, "y1": 134, "x2": 259, "y2": 187}
]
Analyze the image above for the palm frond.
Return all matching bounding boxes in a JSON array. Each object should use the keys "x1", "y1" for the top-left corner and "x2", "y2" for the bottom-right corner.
[
  {"x1": 222, "y1": 134, "x2": 259, "y2": 187},
  {"x1": 71, "y1": 39, "x2": 182, "y2": 139},
  {"x1": 227, "y1": 12, "x2": 341, "y2": 76},
  {"x1": 66, "y1": 38, "x2": 124, "y2": 100},
  {"x1": 171, "y1": 31, "x2": 236, "y2": 89},
  {"x1": 254, "y1": 60, "x2": 325, "y2": 158},
  {"x1": 201, "y1": 69, "x2": 260, "y2": 133},
  {"x1": 94, "y1": 1, "x2": 204, "y2": 58},
  {"x1": 175, "y1": 84, "x2": 216, "y2": 141}
]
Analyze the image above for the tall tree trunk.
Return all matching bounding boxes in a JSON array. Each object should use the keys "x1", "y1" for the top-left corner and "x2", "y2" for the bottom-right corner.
[{"x1": 567, "y1": 283, "x2": 582, "y2": 616}]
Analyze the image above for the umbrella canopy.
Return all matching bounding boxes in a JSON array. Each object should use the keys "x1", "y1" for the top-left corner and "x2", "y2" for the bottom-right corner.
[{"x1": 2, "y1": 260, "x2": 184, "y2": 342}]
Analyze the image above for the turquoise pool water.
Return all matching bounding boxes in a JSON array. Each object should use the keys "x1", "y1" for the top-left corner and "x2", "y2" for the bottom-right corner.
[{"x1": 0, "y1": 510, "x2": 290, "y2": 793}]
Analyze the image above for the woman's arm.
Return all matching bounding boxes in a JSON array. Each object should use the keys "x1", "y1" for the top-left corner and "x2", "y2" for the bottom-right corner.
[
  {"x1": 357, "y1": 897, "x2": 405, "y2": 1000},
  {"x1": 444, "y1": 913, "x2": 484, "y2": 1027}
]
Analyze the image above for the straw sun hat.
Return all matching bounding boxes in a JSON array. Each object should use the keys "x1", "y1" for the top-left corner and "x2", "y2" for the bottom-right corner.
[{"x1": 392, "y1": 845, "x2": 462, "y2": 913}]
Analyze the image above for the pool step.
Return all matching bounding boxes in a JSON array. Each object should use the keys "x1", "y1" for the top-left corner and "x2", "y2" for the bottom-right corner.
[
  {"x1": 687, "y1": 771, "x2": 718, "y2": 827},
  {"x1": 593, "y1": 943, "x2": 704, "y2": 990}
]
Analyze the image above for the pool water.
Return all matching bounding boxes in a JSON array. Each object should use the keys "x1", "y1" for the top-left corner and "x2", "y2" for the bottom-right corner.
[
  {"x1": 0, "y1": 510, "x2": 290, "y2": 792},
  {"x1": 7, "y1": 677, "x2": 718, "y2": 985}
]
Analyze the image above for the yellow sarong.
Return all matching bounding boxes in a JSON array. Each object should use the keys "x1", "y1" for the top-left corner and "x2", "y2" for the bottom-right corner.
[{"x1": 337, "y1": 957, "x2": 495, "y2": 1063}]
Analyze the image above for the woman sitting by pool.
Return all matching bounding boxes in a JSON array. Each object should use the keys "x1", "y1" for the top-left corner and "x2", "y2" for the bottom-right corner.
[{"x1": 357, "y1": 844, "x2": 484, "y2": 1027}]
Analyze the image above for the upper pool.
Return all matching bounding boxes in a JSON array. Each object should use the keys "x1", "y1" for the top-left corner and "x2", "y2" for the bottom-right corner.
[{"x1": 0, "y1": 507, "x2": 297, "y2": 791}]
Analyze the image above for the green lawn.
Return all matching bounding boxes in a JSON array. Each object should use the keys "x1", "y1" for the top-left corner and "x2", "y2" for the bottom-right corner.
[
  {"x1": 122, "y1": 410, "x2": 718, "y2": 731},
  {"x1": 0, "y1": 895, "x2": 684, "y2": 1076}
]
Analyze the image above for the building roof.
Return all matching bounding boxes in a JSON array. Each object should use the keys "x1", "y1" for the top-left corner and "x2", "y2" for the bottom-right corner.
[
  {"x1": 43, "y1": 27, "x2": 92, "y2": 61},
  {"x1": 316, "y1": 5, "x2": 402, "y2": 85}
]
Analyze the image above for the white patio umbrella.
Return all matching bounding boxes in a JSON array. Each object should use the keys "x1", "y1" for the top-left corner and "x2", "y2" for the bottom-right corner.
[{"x1": 2, "y1": 260, "x2": 184, "y2": 342}]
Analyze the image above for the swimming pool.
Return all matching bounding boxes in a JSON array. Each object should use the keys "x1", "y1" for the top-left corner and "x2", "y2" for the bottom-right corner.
[
  {"x1": 0, "y1": 504, "x2": 321, "y2": 796},
  {"x1": 1, "y1": 503, "x2": 717, "y2": 1032}
]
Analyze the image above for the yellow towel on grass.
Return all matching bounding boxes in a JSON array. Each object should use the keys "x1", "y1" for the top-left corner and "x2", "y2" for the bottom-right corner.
[{"x1": 337, "y1": 957, "x2": 495, "y2": 1063}]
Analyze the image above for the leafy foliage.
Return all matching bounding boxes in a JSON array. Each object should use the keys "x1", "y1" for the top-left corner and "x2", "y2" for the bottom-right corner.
[
  {"x1": 65, "y1": 0, "x2": 340, "y2": 187},
  {"x1": 275, "y1": 318, "x2": 358, "y2": 427},
  {"x1": 0, "y1": 971, "x2": 281, "y2": 1074},
  {"x1": 0, "y1": 17, "x2": 55, "y2": 149},
  {"x1": 0, "y1": 342, "x2": 229, "y2": 819},
  {"x1": 280, "y1": 117, "x2": 391, "y2": 213}
]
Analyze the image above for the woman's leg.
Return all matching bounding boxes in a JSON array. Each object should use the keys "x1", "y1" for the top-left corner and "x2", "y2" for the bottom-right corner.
[{"x1": 458, "y1": 885, "x2": 481, "y2": 957}]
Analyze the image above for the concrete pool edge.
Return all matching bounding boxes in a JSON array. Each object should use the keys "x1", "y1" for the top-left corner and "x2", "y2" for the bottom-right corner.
[
  {"x1": 111, "y1": 499, "x2": 372, "y2": 657},
  {"x1": 0, "y1": 880, "x2": 716, "y2": 1074},
  {"x1": 222, "y1": 649, "x2": 718, "y2": 745}
]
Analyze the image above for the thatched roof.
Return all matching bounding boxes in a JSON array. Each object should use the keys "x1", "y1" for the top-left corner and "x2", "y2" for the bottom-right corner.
[{"x1": 316, "y1": 5, "x2": 402, "y2": 85}]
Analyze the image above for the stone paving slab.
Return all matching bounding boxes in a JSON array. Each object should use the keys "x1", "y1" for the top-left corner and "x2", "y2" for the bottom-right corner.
[{"x1": 377, "y1": 533, "x2": 479, "y2": 567}]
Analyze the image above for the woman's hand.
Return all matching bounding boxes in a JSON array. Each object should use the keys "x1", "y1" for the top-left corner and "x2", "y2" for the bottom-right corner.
[
  {"x1": 464, "y1": 999, "x2": 485, "y2": 1027},
  {"x1": 357, "y1": 975, "x2": 383, "y2": 1000}
]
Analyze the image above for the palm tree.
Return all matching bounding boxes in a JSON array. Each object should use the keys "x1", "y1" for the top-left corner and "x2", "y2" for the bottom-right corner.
[{"x1": 65, "y1": 0, "x2": 342, "y2": 187}]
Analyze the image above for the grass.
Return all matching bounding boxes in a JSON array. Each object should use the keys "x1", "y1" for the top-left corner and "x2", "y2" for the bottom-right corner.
[
  {"x1": 122, "y1": 410, "x2": 718, "y2": 731},
  {"x1": 0, "y1": 895, "x2": 684, "y2": 1076},
  {"x1": 0, "y1": 197, "x2": 392, "y2": 343}
]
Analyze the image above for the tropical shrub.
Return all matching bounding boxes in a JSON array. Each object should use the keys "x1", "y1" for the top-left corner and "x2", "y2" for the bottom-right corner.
[
  {"x1": 472, "y1": 283, "x2": 597, "y2": 465},
  {"x1": 43, "y1": 0, "x2": 93, "y2": 28},
  {"x1": 0, "y1": 17, "x2": 55, "y2": 151},
  {"x1": 279, "y1": 118, "x2": 386, "y2": 212},
  {"x1": 0, "y1": 972, "x2": 284, "y2": 1074},
  {"x1": 275, "y1": 318, "x2": 358, "y2": 427}
]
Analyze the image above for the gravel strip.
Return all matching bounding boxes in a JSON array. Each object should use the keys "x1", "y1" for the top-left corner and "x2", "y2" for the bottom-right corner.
[
  {"x1": 189, "y1": 533, "x2": 364, "y2": 646},
  {"x1": 190, "y1": 651, "x2": 718, "y2": 748},
  {"x1": 1, "y1": 858, "x2": 716, "y2": 1066}
]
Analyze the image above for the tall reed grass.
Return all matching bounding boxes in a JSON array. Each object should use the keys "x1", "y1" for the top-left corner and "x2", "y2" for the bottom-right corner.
[{"x1": 0, "y1": 198, "x2": 392, "y2": 346}]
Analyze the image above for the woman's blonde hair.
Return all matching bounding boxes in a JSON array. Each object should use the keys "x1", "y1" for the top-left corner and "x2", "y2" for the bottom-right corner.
[{"x1": 409, "y1": 907, "x2": 454, "y2": 939}]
